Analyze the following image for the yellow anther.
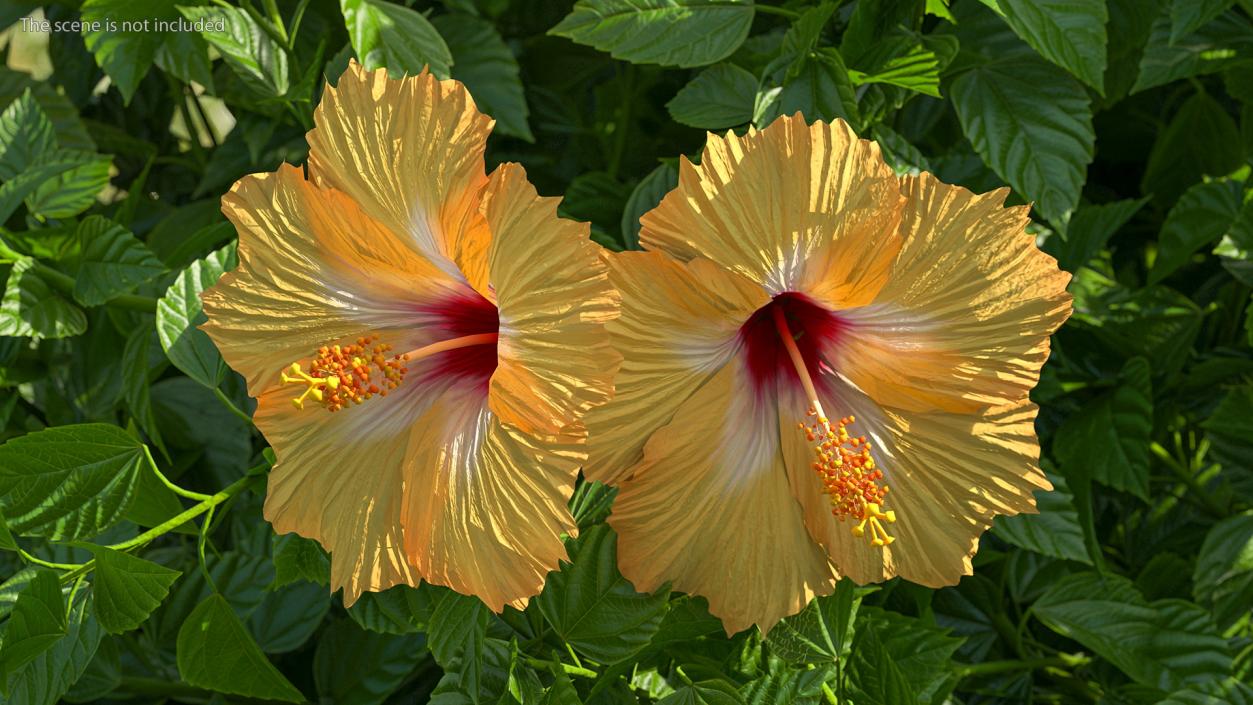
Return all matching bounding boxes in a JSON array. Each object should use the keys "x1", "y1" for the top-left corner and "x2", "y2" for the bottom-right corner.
[{"x1": 856, "y1": 503, "x2": 896, "y2": 547}]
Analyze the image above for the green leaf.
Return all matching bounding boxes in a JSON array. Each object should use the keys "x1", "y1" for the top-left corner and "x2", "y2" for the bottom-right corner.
[
  {"x1": 341, "y1": 0, "x2": 453, "y2": 78},
  {"x1": 1171, "y1": 0, "x2": 1237, "y2": 43},
  {"x1": 1215, "y1": 197, "x2": 1253, "y2": 286},
  {"x1": 847, "y1": 39, "x2": 946, "y2": 98},
  {"x1": 0, "y1": 512, "x2": 14, "y2": 551},
  {"x1": 154, "y1": 28, "x2": 215, "y2": 91},
  {"x1": 1202, "y1": 385, "x2": 1253, "y2": 499},
  {"x1": 120, "y1": 325, "x2": 168, "y2": 462},
  {"x1": 81, "y1": 0, "x2": 183, "y2": 102},
  {"x1": 0, "y1": 90, "x2": 55, "y2": 179},
  {"x1": 0, "y1": 587, "x2": 103, "y2": 705},
  {"x1": 176, "y1": 594, "x2": 304, "y2": 702},
  {"x1": 550, "y1": 0, "x2": 755, "y2": 68},
  {"x1": 559, "y1": 171, "x2": 632, "y2": 250},
  {"x1": 429, "y1": 636, "x2": 512, "y2": 705},
  {"x1": 0, "y1": 159, "x2": 80, "y2": 224},
  {"x1": 659, "y1": 680, "x2": 744, "y2": 705},
  {"x1": 1149, "y1": 179, "x2": 1244, "y2": 283},
  {"x1": 667, "y1": 63, "x2": 757, "y2": 129},
  {"x1": 853, "y1": 608, "x2": 964, "y2": 704},
  {"x1": 993, "y1": 472, "x2": 1092, "y2": 564},
  {"x1": 248, "y1": 580, "x2": 330, "y2": 654},
  {"x1": 428, "y1": 590, "x2": 490, "y2": 698},
  {"x1": 272, "y1": 533, "x2": 330, "y2": 588},
  {"x1": 950, "y1": 54, "x2": 1094, "y2": 225},
  {"x1": 1050, "y1": 197, "x2": 1149, "y2": 272},
  {"x1": 1033, "y1": 572, "x2": 1232, "y2": 689},
  {"x1": 872, "y1": 124, "x2": 932, "y2": 176},
  {"x1": 24, "y1": 150, "x2": 111, "y2": 220},
  {"x1": 848, "y1": 625, "x2": 917, "y2": 705},
  {"x1": 740, "y1": 667, "x2": 832, "y2": 705},
  {"x1": 1142, "y1": 91, "x2": 1244, "y2": 204},
  {"x1": 71, "y1": 217, "x2": 165, "y2": 307},
  {"x1": 620, "y1": 162, "x2": 678, "y2": 249},
  {"x1": 536, "y1": 524, "x2": 669, "y2": 663},
  {"x1": 0, "y1": 570, "x2": 66, "y2": 691},
  {"x1": 1054, "y1": 357, "x2": 1153, "y2": 500},
  {"x1": 0, "y1": 424, "x2": 145, "y2": 540},
  {"x1": 767, "y1": 579, "x2": 862, "y2": 665},
  {"x1": 156, "y1": 244, "x2": 235, "y2": 389},
  {"x1": 1192, "y1": 511, "x2": 1253, "y2": 629},
  {"x1": 80, "y1": 545, "x2": 180, "y2": 634},
  {"x1": 1134, "y1": 10, "x2": 1253, "y2": 93},
  {"x1": 314, "y1": 619, "x2": 426, "y2": 705},
  {"x1": 433, "y1": 13, "x2": 531, "y2": 141},
  {"x1": 0, "y1": 68, "x2": 94, "y2": 152},
  {"x1": 755, "y1": 48, "x2": 859, "y2": 128},
  {"x1": 979, "y1": 0, "x2": 1108, "y2": 92},
  {"x1": 347, "y1": 584, "x2": 435, "y2": 634},
  {"x1": 178, "y1": 6, "x2": 290, "y2": 98},
  {"x1": 0, "y1": 258, "x2": 87, "y2": 339}
]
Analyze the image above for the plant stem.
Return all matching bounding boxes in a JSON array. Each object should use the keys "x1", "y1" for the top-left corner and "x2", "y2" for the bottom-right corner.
[
  {"x1": 59, "y1": 468, "x2": 265, "y2": 584},
  {"x1": 957, "y1": 655, "x2": 1090, "y2": 678},
  {"x1": 523, "y1": 656, "x2": 598, "y2": 679},
  {"x1": 144, "y1": 445, "x2": 211, "y2": 501},
  {"x1": 1150, "y1": 442, "x2": 1226, "y2": 516},
  {"x1": 18, "y1": 548, "x2": 82, "y2": 571},
  {"x1": 213, "y1": 387, "x2": 254, "y2": 426}
]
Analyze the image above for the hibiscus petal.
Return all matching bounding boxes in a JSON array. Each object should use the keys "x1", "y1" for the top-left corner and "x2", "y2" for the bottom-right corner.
[
  {"x1": 640, "y1": 115, "x2": 903, "y2": 306},
  {"x1": 779, "y1": 373, "x2": 1050, "y2": 587},
  {"x1": 401, "y1": 390, "x2": 583, "y2": 610},
  {"x1": 257, "y1": 376, "x2": 455, "y2": 604},
  {"x1": 482, "y1": 163, "x2": 619, "y2": 436},
  {"x1": 610, "y1": 357, "x2": 836, "y2": 635},
  {"x1": 584, "y1": 252, "x2": 767, "y2": 485},
  {"x1": 307, "y1": 61, "x2": 494, "y2": 294},
  {"x1": 203, "y1": 164, "x2": 464, "y2": 397},
  {"x1": 834, "y1": 174, "x2": 1072, "y2": 413}
]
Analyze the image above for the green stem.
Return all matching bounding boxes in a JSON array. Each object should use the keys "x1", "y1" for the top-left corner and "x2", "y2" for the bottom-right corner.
[
  {"x1": 18, "y1": 548, "x2": 82, "y2": 571},
  {"x1": 821, "y1": 682, "x2": 839, "y2": 705},
  {"x1": 957, "y1": 655, "x2": 1090, "y2": 678},
  {"x1": 59, "y1": 469, "x2": 265, "y2": 584},
  {"x1": 33, "y1": 262, "x2": 158, "y2": 313},
  {"x1": 523, "y1": 656, "x2": 598, "y2": 679},
  {"x1": 1150, "y1": 442, "x2": 1226, "y2": 516},
  {"x1": 145, "y1": 445, "x2": 210, "y2": 501},
  {"x1": 213, "y1": 387, "x2": 254, "y2": 426}
]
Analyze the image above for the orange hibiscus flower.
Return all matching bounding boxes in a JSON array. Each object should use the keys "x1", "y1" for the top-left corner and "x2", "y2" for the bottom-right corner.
[
  {"x1": 585, "y1": 115, "x2": 1072, "y2": 634},
  {"x1": 201, "y1": 62, "x2": 618, "y2": 610}
]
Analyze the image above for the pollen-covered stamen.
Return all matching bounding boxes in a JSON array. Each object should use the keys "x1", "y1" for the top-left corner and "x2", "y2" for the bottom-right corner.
[
  {"x1": 772, "y1": 305, "x2": 897, "y2": 548},
  {"x1": 280, "y1": 332, "x2": 498, "y2": 412}
]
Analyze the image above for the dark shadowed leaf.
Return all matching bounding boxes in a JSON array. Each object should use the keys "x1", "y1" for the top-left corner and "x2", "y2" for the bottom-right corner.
[
  {"x1": 176, "y1": 594, "x2": 303, "y2": 702},
  {"x1": 433, "y1": 13, "x2": 531, "y2": 140},
  {"x1": 667, "y1": 63, "x2": 757, "y2": 129},
  {"x1": 550, "y1": 0, "x2": 755, "y2": 68}
]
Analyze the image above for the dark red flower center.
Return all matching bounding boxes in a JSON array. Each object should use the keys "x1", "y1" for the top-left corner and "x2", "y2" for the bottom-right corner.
[
  {"x1": 739, "y1": 291, "x2": 844, "y2": 395},
  {"x1": 418, "y1": 290, "x2": 501, "y2": 390}
]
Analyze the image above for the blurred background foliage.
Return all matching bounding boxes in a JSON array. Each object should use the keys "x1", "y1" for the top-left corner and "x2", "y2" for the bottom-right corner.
[{"x1": 0, "y1": 0, "x2": 1251, "y2": 703}]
